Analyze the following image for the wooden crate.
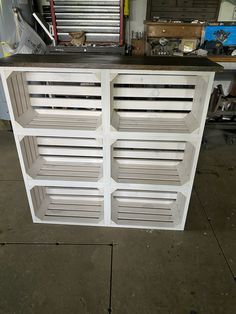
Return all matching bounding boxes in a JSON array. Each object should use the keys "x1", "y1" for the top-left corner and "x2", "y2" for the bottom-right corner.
[
  {"x1": 7, "y1": 71, "x2": 102, "y2": 132},
  {"x1": 111, "y1": 73, "x2": 207, "y2": 134},
  {"x1": 111, "y1": 189, "x2": 186, "y2": 229},
  {"x1": 112, "y1": 140, "x2": 195, "y2": 185},
  {"x1": 0, "y1": 66, "x2": 215, "y2": 230},
  {"x1": 31, "y1": 186, "x2": 104, "y2": 225},
  {"x1": 20, "y1": 136, "x2": 103, "y2": 183}
]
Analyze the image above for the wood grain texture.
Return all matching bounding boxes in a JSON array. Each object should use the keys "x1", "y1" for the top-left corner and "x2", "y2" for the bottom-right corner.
[
  {"x1": 0, "y1": 54, "x2": 222, "y2": 72},
  {"x1": 208, "y1": 56, "x2": 236, "y2": 63},
  {"x1": 145, "y1": 22, "x2": 203, "y2": 39}
]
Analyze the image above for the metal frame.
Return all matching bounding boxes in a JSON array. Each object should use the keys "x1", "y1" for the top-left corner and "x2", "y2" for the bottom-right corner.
[
  {"x1": 0, "y1": 66, "x2": 215, "y2": 230},
  {"x1": 49, "y1": 0, "x2": 124, "y2": 45},
  {"x1": 49, "y1": 0, "x2": 58, "y2": 44}
]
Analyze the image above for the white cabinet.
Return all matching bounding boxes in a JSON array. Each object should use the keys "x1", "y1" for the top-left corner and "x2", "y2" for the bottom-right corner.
[{"x1": 0, "y1": 56, "x2": 219, "y2": 230}]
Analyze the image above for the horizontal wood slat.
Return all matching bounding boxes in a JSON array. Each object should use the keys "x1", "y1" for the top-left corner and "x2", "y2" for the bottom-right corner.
[
  {"x1": 28, "y1": 85, "x2": 101, "y2": 96},
  {"x1": 113, "y1": 150, "x2": 184, "y2": 160},
  {"x1": 26, "y1": 72, "x2": 100, "y2": 83},
  {"x1": 38, "y1": 147, "x2": 103, "y2": 157},
  {"x1": 30, "y1": 98, "x2": 102, "y2": 109},
  {"x1": 37, "y1": 137, "x2": 100, "y2": 147},
  {"x1": 113, "y1": 140, "x2": 186, "y2": 150},
  {"x1": 113, "y1": 100, "x2": 193, "y2": 111},
  {"x1": 113, "y1": 87, "x2": 194, "y2": 98},
  {"x1": 113, "y1": 74, "x2": 197, "y2": 85}
]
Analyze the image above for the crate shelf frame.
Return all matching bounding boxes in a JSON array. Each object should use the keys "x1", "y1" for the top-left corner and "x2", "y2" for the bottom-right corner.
[{"x1": 0, "y1": 66, "x2": 215, "y2": 230}]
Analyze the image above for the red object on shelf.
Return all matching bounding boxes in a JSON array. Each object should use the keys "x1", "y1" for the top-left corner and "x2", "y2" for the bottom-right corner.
[
  {"x1": 49, "y1": 0, "x2": 124, "y2": 46},
  {"x1": 120, "y1": 0, "x2": 124, "y2": 46},
  {"x1": 49, "y1": 0, "x2": 58, "y2": 44}
]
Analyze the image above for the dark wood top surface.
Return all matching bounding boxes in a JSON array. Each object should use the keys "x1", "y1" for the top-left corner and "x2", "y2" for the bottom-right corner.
[
  {"x1": 208, "y1": 56, "x2": 236, "y2": 63},
  {"x1": 0, "y1": 54, "x2": 223, "y2": 72}
]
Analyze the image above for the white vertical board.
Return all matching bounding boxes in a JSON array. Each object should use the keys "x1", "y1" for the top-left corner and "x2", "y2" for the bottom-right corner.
[{"x1": 0, "y1": 67, "x2": 215, "y2": 230}]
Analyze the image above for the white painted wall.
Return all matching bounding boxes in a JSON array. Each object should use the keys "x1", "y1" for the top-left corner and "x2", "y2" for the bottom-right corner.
[
  {"x1": 128, "y1": 0, "x2": 147, "y2": 32},
  {"x1": 125, "y1": 0, "x2": 147, "y2": 44},
  {"x1": 218, "y1": 0, "x2": 236, "y2": 21},
  {"x1": 0, "y1": 1, "x2": 17, "y2": 44}
]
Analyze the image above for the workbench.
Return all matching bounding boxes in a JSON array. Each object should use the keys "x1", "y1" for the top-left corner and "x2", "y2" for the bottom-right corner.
[
  {"x1": 0, "y1": 55, "x2": 221, "y2": 230},
  {"x1": 208, "y1": 56, "x2": 236, "y2": 70}
]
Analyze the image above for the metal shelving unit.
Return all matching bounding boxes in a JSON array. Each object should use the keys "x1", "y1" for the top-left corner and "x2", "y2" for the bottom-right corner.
[
  {"x1": 0, "y1": 59, "x2": 216, "y2": 230},
  {"x1": 49, "y1": 0, "x2": 124, "y2": 45}
]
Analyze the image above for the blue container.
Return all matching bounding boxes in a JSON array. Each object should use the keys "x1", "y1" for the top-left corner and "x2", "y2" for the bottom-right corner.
[{"x1": 204, "y1": 25, "x2": 236, "y2": 46}]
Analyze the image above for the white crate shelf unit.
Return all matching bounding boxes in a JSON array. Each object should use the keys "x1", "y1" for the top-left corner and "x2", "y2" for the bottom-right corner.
[{"x1": 0, "y1": 55, "x2": 222, "y2": 230}]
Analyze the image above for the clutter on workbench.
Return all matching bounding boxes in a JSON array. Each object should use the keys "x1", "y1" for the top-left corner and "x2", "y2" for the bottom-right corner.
[{"x1": 143, "y1": 21, "x2": 236, "y2": 57}]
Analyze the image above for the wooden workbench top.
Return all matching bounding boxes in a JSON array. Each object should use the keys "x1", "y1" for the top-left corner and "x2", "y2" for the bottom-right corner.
[
  {"x1": 0, "y1": 54, "x2": 223, "y2": 72},
  {"x1": 208, "y1": 56, "x2": 236, "y2": 63}
]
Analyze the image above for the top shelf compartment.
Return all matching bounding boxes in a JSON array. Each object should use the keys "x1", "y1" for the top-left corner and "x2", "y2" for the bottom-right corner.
[
  {"x1": 7, "y1": 71, "x2": 102, "y2": 132},
  {"x1": 111, "y1": 73, "x2": 207, "y2": 134}
]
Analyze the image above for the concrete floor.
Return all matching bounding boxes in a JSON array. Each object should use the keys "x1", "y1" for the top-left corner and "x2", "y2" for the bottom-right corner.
[{"x1": 0, "y1": 129, "x2": 235, "y2": 314}]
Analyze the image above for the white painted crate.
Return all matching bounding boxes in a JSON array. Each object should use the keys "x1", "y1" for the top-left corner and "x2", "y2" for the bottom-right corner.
[
  {"x1": 7, "y1": 71, "x2": 102, "y2": 131},
  {"x1": 0, "y1": 66, "x2": 215, "y2": 230},
  {"x1": 112, "y1": 140, "x2": 195, "y2": 185},
  {"x1": 111, "y1": 73, "x2": 206, "y2": 134},
  {"x1": 111, "y1": 189, "x2": 186, "y2": 229},
  {"x1": 20, "y1": 136, "x2": 103, "y2": 182},
  {"x1": 31, "y1": 186, "x2": 104, "y2": 225}
]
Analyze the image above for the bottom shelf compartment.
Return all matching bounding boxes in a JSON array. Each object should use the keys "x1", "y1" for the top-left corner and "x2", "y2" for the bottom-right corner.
[
  {"x1": 31, "y1": 186, "x2": 104, "y2": 225},
  {"x1": 111, "y1": 189, "x2": 186, "y2": 229}
]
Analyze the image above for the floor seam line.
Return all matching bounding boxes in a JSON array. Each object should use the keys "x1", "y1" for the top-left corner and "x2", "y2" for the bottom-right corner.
[
  {"x1": 194, "y1": 187, "x2": 236, "y2": 282},
  {"x1": 0, "y1": 242, "x2": 113, "y2": 246},
  {"x1": 0, "y1": 179, "x2": 23, "y2": 182},
  {"x1": 108, "y1": 242, "x2": 115, "y2": 313}
]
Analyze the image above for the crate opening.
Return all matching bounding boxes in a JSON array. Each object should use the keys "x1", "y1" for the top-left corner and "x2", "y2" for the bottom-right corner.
[
  {"x1": 31, "y1": 186, "x2": 104, "y2": 224},
  {"x1": 112, "y1": 140, "x2": 195, "y2": 185},
  {"x1": 112, "y1": 189, "x2": 186, "y2": 228},
  {"x1": 111, "y1": 73, "x2": 204, "y2": 134},
  {"x1": 7, "y1": 71, "x2": 102, "y2": 131},
  {"x1": 21, "y1": 136, "x2": 103, "y2": 182}
]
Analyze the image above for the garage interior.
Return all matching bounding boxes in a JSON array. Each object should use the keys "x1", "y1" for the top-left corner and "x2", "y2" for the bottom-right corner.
[{"x1": 0, "y1": 1, "x2": 236, "y2": 313}]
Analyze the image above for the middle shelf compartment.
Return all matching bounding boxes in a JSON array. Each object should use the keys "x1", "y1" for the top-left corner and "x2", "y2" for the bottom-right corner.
[
  {"x1": 21, "y1": 136, "x2": 103, "y2": 182},
  {"x1": 111, "y1": 139, "x2": 195, "y2": 185},
  {"x1": 20, "y1": 134, "x2": 195, "y2": 187}
]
